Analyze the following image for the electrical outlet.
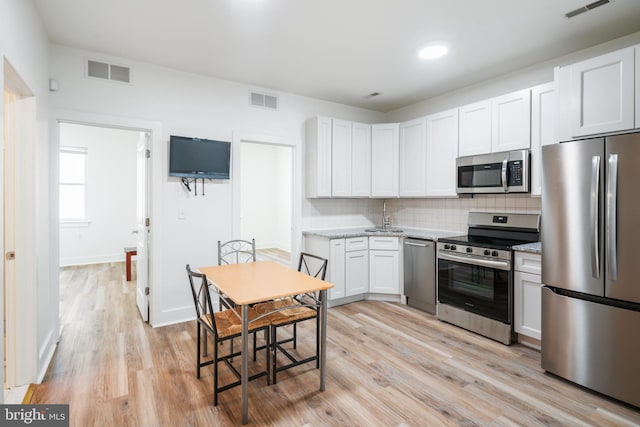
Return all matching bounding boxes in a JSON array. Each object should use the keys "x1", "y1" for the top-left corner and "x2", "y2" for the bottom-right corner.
[{"x1": 178, "y1": 207, "x2": 186, "y2": 220}]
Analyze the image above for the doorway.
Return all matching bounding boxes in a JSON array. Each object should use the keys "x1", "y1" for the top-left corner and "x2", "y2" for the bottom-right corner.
[
  {"x1": 233, "y1": 135, "x2": 296, "y2": 267},
  {"x1": 57, "y1": 122, "x2": 151, "y2": 322},
  {"x1": 3, "y1": 59, "x2": 37, "y2": 396}
]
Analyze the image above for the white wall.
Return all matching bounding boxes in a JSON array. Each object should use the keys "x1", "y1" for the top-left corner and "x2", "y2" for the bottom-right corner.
[
  {"x1": 59, "y1": 123, "x2": 138, "y2": 266},
  {"x1": 0, "y1": 0, "x2": 56, "y2": 387},
  {"x1": 240, "y1": 143, "x2": 292, "y2": 252},
  {"x1": 48, "y1": 44, "x2": 384, "y2": 326}
]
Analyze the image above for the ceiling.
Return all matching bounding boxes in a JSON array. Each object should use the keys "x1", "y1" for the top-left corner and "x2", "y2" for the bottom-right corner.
[{"x1": 34, "y1": 0, "x2": 640, "y2": 112}]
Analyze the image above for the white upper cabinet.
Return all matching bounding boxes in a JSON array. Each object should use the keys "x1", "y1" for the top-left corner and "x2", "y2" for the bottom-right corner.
[
  {"x1": 351, "y1": 122, "x2": 371, "y2": 197},
  {"x1": 371, "y1": 123, "x2": 399, "y2": 197},
  {"x1": 636, "y1": 45, "x2": 640, "y2": 129},
  {"x1": 399, "y1": 118, "x2": 427, "y2": 197},
  {"x1": 305, "y1": 116, "x2": 332, "y2": 198},
  {"x1": 530, "y1": 82, "x2": 557, "y2": 197},
  {"x1": 426, "y1": 108, "x2": 459, "y2": 197},
  {"x1": 568, "y1": 47, "x2": 635, "y2": 137},
  {"x1": 491, "y1": 89, "x2": 531, "y2": 152},
  {"x1": 458, "y1": 100, "x2": 492, "y2": 156},
  {"x1": 331, "y1": 119, "x2": 352, "y2": 197}
]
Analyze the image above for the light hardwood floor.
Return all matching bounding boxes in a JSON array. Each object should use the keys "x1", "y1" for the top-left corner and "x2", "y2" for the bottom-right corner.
[{"x1": 31, "y1": 263, "x2": 640, "y2": 426}]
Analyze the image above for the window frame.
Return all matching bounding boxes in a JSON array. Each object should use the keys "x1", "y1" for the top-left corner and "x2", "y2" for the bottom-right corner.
[{"x1": 59, "y1": 146, "x2": 90, "y2": 225}]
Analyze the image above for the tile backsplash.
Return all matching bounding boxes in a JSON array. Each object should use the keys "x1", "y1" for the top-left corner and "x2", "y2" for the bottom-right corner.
[{"x1": 303, "y1": 195, "x2": 541, "y2": 233}]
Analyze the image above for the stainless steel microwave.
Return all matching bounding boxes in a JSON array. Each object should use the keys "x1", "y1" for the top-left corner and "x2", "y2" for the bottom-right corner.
[{"x1": 456, "y1": 149, "x2": 530, "y2": 194}]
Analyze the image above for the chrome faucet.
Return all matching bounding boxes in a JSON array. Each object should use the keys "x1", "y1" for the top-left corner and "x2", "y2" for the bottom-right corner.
[{"x1": 382, "y1": 200, "x2": 391, "y2": 230}]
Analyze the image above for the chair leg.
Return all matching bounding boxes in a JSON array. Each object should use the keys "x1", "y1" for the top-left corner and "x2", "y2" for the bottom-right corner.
[
  {"x1": 293, "y1": 323, "x2": 297, "y2": 349},
  {"x1": 265, "y1": 327, "x2": 271, "y2": 386},
  {"x1": 272, "y1": 326, "x2": 278, "y2": 385},
  {"x1": 214, "y1": 336, "x2": 219, "y2": 406},
  {"x1": 197, "y1": 323, "x2": 201, "y2": 379},
  {"x1": 253, "y1": 331, "x2": 257, "y2": 362}
]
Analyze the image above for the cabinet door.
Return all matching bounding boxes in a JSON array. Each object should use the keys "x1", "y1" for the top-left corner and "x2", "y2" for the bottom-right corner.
[
  {"x1": 329, "y1": 239, "x2": 346, "y2": 300},
  {"x1": 346, "y1": 250, "x2": 369, "y2": 296},
  {"x1": 371, "y1": 123, "x2": 399, "y2": 197},
  {"x1": 458, "y1": 100, "x2": 492, "y2": 156},
  {"x1": 531, "y1": 83, "x2": 557, "y2": 197},
  {"x1": 514, "y1": 271, "x2": 542, "y2": 340},
  {"x1": 569, "y1": 47, "x2": 634, "y2": 137},
  {"x1": 369, "y1": 250, "x2": 400, "y2": 294},
  {"x1": 399, "y1": 118, "x2": 427, "y2": 197},
  {"x1": 426, "y1": 108, "x2": 458, "y2": 197},
  {"x1": 305, "y1": 116, "x2": 332, "y2": 198},
  {"x1": 331, "y1": 119, "x2": 352, "y2": 197},
  {"x1": 491, "y1": 89, "x2": 531, "y2": 152},
  {"x1": 351, "y1": 122, "x2": 371, "y2": 197},
  {"x1": 636, "y1": 45, "x2": 640, "y2": 130}
]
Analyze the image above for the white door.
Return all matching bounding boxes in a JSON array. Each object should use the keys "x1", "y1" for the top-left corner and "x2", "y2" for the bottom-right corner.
[
  {"x1": 458, "y1": 100, "x2": 492, "y2": 156},
  {"x1": 399, "y1": 117, "x2": 427, "y2": 197},
  {"x1": 136, "y1": 132, "x2": 150, "y2": 321},
  {"x1": 569, "y1": 47, "x2": 635, "y2": 137},
  {"x1": 491, "y1": 89, "x2": 531, "y2": 152},
  {"x1": 331, "y1": 119, "x2": 352, "y2": 197}
]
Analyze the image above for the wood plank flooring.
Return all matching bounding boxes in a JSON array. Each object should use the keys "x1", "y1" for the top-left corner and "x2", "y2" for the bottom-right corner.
[{"x1": 31, "y1": 262, "x2": 640, "y2": 426}]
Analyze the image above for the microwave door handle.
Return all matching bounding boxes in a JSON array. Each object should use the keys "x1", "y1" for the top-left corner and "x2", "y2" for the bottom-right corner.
[
  {"x1": 501, "y1": 158, "x2": 508, "y2": 192},
  {"x1": 607, "y1": 154, "x2": 618, "y2": 281},
  {"x1": 590, "y1": 155, "x2": 601, "y2": 279}
]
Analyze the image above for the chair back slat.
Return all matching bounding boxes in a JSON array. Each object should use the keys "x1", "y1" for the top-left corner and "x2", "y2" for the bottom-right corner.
[
  {"x1": 218, "y1": 239, "x2": 256, "y2": 265},
  {"x1": 298, "y1": 252, "x2": 328, "y2": 280},
  {"x1": 186, "y1": 264, "x2": 217, "y2": 332}
]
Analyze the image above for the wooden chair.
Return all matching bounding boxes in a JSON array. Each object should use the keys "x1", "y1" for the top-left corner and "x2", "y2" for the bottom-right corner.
[
  {"x1": 254, "y1": 252, "x2": 327, "y2": 384},
  {"x1": 185, "y1": 264, "x2": 271, "y2": 405}
]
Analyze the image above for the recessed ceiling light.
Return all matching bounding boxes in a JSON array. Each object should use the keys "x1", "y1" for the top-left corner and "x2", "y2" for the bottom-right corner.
[{"x1": 417, "y1": 44, "x2": 449, "y2": 60}]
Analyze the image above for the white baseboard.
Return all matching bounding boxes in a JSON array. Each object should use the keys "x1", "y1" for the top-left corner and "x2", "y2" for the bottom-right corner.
[{"x1": 60, "y1": 253, "x2": 125, "y2": 267}]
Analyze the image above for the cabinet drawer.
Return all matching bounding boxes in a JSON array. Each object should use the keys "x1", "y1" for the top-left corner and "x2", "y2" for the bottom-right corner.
[
  {"x1": 514, "y1": 252, "x2": 541, "y2": 275},
  {"x1": 369, "y1": 236, "x2": 399, "y2": 251},
  {"x1": 346, "y1": 237, "x2": 368, "y2": 252}
]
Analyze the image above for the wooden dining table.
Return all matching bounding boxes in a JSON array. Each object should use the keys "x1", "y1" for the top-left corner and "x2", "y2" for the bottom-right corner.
[{"x1": 198, "y1": 260, "x2": 333, "y2": 425}]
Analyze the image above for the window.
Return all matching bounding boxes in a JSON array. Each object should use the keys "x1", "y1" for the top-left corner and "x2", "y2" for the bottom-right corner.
[{"x1": 60, "y1": 147, "x2": 88, "y2": 222}]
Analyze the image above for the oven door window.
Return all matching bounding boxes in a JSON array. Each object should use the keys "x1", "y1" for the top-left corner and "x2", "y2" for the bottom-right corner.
[
  {"x1": 438, "y1": 257, "x2": 511, "y2": 323},
  {"x1": 458, "y1": 163, "x2": 503, "y2": 188}
]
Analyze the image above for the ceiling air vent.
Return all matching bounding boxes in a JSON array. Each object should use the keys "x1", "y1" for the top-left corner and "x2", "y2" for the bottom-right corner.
[
  {"x1": 86, "y1": 59, "x2": 132, "y2": 84},
  {"x1": 249, "y1": 91, "x2": 278, "y2": 110},
  {"x1": 565, "y1": 0, "x2": 610, "y2": 18}
]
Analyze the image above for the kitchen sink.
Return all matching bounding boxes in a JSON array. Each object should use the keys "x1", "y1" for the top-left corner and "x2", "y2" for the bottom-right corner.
[{"x1": 364, "y1": 228, "x2": 403, "y2": 233}]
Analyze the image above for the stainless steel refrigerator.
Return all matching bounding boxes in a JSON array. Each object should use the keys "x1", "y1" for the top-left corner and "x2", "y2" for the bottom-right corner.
[{"x1": 541, "y1": 132, "x2": 640, "y2": 408}]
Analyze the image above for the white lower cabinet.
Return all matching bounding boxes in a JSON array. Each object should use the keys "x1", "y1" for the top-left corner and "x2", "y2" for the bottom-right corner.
[
  {"x1": 328, "y1": 239, "x2": 346, "y2": 300},
  {"x1": 514, "y1": 251, "x2": 542, "y2": 340},
  {"x1": 369, "y1": 236, "x2": 400, "y2": 294},
  {"x1": 346, "y1": 250, "x2": 369, "y2": 296}
]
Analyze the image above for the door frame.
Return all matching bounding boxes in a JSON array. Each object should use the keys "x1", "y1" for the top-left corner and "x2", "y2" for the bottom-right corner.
[
  {"x1": 231, "y1": 132, "x2": 300, "y2": 267},
  {"x1": 50, "y1": 110, "x2": 163, "y2": 325}
]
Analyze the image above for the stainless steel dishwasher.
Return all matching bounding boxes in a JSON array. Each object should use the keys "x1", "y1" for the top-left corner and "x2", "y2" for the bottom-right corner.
[{"x1": 403, "y1": 238, "x2": 436, "y2": 314}]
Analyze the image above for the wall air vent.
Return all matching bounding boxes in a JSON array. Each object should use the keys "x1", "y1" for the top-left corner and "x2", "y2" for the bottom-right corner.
[
  {"x1": 565, "y1": 0, "x2": 610, "y2": 18},
  {"x1": 86, "y1": 59, "x2": 132, "y2": 84},
  {"x1": 249, "y1": 91, "x2": 278, "y2": 110}
]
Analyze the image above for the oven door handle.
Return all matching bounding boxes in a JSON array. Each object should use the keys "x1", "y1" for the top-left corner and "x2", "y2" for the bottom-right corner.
[{"x1": 438, "y1": 251, "x2": 511, "y2": 271}]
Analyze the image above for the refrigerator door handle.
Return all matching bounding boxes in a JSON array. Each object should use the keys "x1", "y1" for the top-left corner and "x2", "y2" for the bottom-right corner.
[
  {"x1": 607, "y1": 153, "x2": 618, "y2": 281},
  {"x1": 501, "y1": 158, "x2": 508, "y2": 192},
  {"x1": 590, "y1": 155, "x2": 601, "y2": 279}
]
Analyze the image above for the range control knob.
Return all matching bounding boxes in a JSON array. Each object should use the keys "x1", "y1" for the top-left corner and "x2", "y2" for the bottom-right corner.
[
  {"x1": 444, "y1": 244, "x2": 451, "y2": 250},
  {"x1": 466, "y1": 247, "x2": 473, "y2": 253},
  {"x1": 491, "y1": 250, "x2": 499, "y2": 257},
  {"x1": 451, "y1": 245, "x2": 457, "y2": 251},
  {"x1": 483, "y1": 249, "x2": 490, "y2": 256}
]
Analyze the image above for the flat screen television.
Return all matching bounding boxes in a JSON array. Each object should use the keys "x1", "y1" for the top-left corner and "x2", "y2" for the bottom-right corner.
[{"x1": 169, "y1": 135, "x2": 231, "y2": 179}]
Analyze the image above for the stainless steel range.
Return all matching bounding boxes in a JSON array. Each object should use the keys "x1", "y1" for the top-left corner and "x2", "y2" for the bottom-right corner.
[{"x1": 436, "y1": 212, "x2": 540, "y2": 345}]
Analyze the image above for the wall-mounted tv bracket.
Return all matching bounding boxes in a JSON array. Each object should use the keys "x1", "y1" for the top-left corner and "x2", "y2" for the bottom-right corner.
[{"x1": 181, "y1": 177, "x2": 207, "y2": 196}]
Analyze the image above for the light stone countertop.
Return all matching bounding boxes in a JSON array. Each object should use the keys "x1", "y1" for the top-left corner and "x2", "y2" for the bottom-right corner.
[
  {"x1": 302, "y1": 226, "x2": 462, "y2": 241},
  {"x1": 512, "y1": 241, "x2": 541, "y2": 254}
]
